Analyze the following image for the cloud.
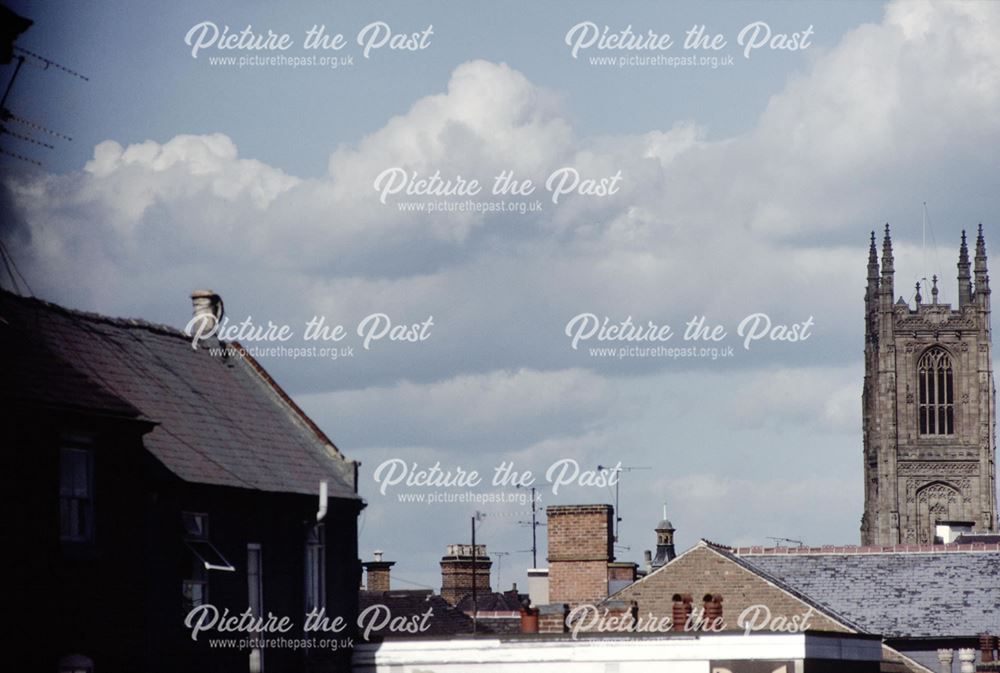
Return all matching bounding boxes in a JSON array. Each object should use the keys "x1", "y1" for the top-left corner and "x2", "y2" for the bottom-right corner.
[
  {"x1": 648, "y1": 472, "x2": 861, "y2": 549},
  {"x1": 3, "y1": 0, "x2": 1000, "y2": 571},
  {"x1": 727, "y1": 365, "x2": 861, "y2": 432},
  {"x1": 10, "y1": 1, "x2": 999, "y2": 342},
  {"x1": 298, "y1": 367, "x2": 619, "y2": 451}
]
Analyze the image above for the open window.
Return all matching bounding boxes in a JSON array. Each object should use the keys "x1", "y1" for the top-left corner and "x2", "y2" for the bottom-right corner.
[
  {"x1": 182, "y1": 512, "x2": 234, "y2": 610},
  {"x1": 183, "y1": 512, "x2": 235, "y2": 571}
]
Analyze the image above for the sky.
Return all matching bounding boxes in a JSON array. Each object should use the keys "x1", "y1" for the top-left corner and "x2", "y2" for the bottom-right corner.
[{"x1": 2, "y1": 0, "x2": 999, "y2": 592}]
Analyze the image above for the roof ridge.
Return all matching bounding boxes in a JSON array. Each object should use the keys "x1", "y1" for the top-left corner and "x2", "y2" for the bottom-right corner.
[
  {"x1": 1, "y1": 288, "x2": 188, "y2": 339},
  {"x1": 732, "y1": 542, "x2": 1000, "y2": 555}
]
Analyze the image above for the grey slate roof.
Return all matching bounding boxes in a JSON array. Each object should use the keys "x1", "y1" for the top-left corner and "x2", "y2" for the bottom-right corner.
[
  {"x1": 1, "y1": 290, "x2": 357, "y2": 498},
  {"x1": 734, "y1": 546, "x2": 1000, "y2": 638},
  {"x1": 454, "y1": 590, "x2": 526, "y2": 613},
  {"x1": 358, "y1": 591, "x2": 486, "y2": 637}
]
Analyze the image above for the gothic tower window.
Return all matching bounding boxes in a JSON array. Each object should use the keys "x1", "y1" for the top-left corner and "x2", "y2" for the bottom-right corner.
[{"x1": 917, "y1": 347, "x2": 954, "y2": 435}]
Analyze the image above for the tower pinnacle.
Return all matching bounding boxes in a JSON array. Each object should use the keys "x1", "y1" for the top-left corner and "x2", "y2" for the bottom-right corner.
[
  {"x1": 975, "y1": 223, "x2": 990, "y2": 301},
  {"x1": 882, "y1": 223, "x2": 894, "y2": 273},
  {"x1": 959, "y1": 230, "x2": 972, "y2": 306}
]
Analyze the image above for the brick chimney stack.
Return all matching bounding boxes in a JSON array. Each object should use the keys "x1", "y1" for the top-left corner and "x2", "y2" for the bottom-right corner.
[
  {"x1": 362, "y1": 550, "x2": 395, "y2": 592},
  {"x1": 546, "y1": 504, "x2": 614, "y2": 606},
  {"x1": 440, "y1": 544, "x2": 491, "y2": 605}
]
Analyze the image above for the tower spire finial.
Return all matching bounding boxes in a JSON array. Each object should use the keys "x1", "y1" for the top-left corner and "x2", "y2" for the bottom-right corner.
[
  {"x1": 881, "y1": 223, "x2": 894, "y2": 276},
  {"x1": 959, "y1": 230, "x2": 972, "y2": 307},
  {"x1": 975, "y1": 223, "x2": 990, "y2": 301},
  {"x1": 915, "y1": 281, "x2": 922, "y2": 304}
]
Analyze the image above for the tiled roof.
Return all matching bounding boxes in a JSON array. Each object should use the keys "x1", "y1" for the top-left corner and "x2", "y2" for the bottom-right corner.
[
  {"x1": 0, "y1": 291, "x2": 357, "y2": 498},
  {"x1": 733, "y1": 544, "x2": 1000, "y2": 638}
]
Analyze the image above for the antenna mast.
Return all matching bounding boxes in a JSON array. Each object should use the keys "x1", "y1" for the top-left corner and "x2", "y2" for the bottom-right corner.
[
  {"x1": 597, "y1": 463, "x2": 651, "y2": 543},
  {"x1": 922, "y1": 201, "x2": 928, "y2": 286}
]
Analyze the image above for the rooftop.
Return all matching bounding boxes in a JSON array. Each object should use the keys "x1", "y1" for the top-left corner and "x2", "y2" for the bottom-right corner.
[
  {"x1": 0, "y1": 290, "x2": 357, "y2": 498},
  {"x1": 728, "y1": 542, "x2": 1000, "y2": 638}
]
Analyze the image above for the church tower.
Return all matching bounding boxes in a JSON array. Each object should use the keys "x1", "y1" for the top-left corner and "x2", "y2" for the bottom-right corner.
[
  {"x1": 862, "y1": 225, "x2": 998, "y2": 545},
  {"x1": 861, "y1": 225, "x2": 997, "y2": 545}
]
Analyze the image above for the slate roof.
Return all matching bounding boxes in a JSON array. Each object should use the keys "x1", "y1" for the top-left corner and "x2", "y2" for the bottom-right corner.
[
  {"x1": 0, "y1": 290, "x2": 357, "y2": 498},
  {"x1": 644, "y1": 541, "x2": 867, "y2": 632},
  {"x1": 732, "y1": 544, "x2": 1000, "y2": 638},
  {"x1": 454, "y1": 591, "x2": 526, "y2": 613},
  {"x1": 358, "y1": 590, "x2": 489, "y2": 637},
  {"x1": 955, "y1": 533, "x2": 1000, "y2": 545}
]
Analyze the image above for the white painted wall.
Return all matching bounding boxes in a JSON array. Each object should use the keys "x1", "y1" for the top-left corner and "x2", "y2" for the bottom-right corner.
[{"x1": 353, "y1": 633, "x2": 882, "y2": 673}]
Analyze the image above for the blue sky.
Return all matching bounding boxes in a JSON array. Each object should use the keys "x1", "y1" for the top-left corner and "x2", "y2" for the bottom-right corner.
[
  {"x1": 5, "y1": 0, "x2": 883, "y2": 176},
  {"x1": 2, "y1": 0, "x2": 999, "y2": 592}
]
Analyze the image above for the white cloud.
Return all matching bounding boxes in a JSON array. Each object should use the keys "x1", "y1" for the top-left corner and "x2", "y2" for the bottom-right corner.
[
  {"x1": 728, "y1": 366, "x2": 861, "y2": 432},
  {"x1": 647, "y1": 472, "x2": 861, "y2": 548},
  {"x1": 11, "y1": 1, "x2": 1000, "y2": 326},
  {"x1": 298, "y1": 367, "x2": 619, "y2": 450},
  {"x1": 4, "y1": 0, "x2": 1000, "y2": 558}
]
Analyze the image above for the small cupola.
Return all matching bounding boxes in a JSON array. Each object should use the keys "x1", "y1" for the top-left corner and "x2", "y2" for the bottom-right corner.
[{"x1": 652, "y1": 504, "x2": 676, "y2": 568}]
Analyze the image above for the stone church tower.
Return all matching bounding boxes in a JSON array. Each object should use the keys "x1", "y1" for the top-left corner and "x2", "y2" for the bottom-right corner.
[{"x1": 862, "y1": 224, "x2": 998, "y2": 545}]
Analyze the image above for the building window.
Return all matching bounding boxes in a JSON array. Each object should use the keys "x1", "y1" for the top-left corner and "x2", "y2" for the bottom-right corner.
[
  {"x1": 248, "y1": 544, "x2": 265, "y2": 672},
  {"x1": 248, "y1": 543, "x2": 263, "y2": 616},
  {"x1": 182, "y1": 512, "x2": 234, "y2": 611},
  {"x1": 918, "y1": 347, "x2": 954, "y2": 435},
  {"x1": 305, "y1": 524, "x2": 326, "y2": 611},
  {"x1": 60, "y1": 446, "x2": 94, "y2": 543}
]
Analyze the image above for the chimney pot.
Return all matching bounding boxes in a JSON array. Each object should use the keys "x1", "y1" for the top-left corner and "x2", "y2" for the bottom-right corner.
[
  {"x1": 671, "y1": 594, "x2": 692, "y2": 632},
  {"x1": 957, "y1": 648, "x2": 976, "y2": 673},
  {"x1": 981, "y1": 633, "x2": 997, "y2": 663},
  {"x1": 190, "y1": 290, "x2": 223, "y2": 333},
  {"x1": 937, "y1": 649, "x2": 954, "y2": 673}
]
